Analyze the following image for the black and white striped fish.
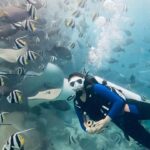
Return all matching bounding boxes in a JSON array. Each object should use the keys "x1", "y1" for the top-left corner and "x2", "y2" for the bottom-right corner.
[
  {"x1": 28, "y1": 4, "x2": 37, "y2": 20},
  {"x1": 17, "y1": 55, "x2": 28, "y2": 66},
  {"x1": 0, "y1": 112, "x2": 9, "y2": 124},
  {"x1": 49, "y1": 56, "x2": 57, "y2": 63},
  {"x1": 26, "y1": 51, "x2": 39, "y2": 61},
  {"x1": 68, "y1": 135, "x2": 77, "y2": 145},
  {"x1": 2, "y1": 128, "x2": 34, "y2": 150},
  {"x1": 13, "y1": 20, "x2": 36, "y2": 32},
  {"x1": 14, "y1": 36, "x2": 28, "y2": 49},
  {"x1": 12, "y1": 22, "x2": 23, "y2": 29},
  {"x1": 16, "y1": 67, "x2": 25, "y2": 76},
  {"x1": 6, "y1": 90, "x2": 23, "y2": 104},
  {"x1": 22, "y1": 20, "x2": 36, "y2": 32},
  {"x1": 26, "y1": 0, "x2": 36, "y2": 5},
  {"x1": 69, "y1": 42, "x2": 75, "y2": 49}
]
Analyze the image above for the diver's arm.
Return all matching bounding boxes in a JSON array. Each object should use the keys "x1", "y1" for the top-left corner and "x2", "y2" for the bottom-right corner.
[
  {"x1": 74, "y1": 103, "x2": 86, "y2": 131},
  {"x1": 93, "y1": 84, "x2": 125, "y2": 120},
  {"x1": 74, "y1": 103, "x2": 99, "y2": 133}
]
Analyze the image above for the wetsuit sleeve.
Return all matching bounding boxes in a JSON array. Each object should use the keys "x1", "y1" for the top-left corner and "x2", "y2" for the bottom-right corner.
[
  {"x1": 74, "y1": 103, "x2": 86, "y2": 131},
  {"x1": 93, "y1": 84, "x2": 125, "y2": 120}
]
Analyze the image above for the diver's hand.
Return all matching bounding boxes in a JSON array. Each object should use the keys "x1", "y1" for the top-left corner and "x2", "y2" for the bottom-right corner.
[
  {"x1": 85, "y1": 121, "x2": 104, "y2": 134},
  {"x1": 84, "y1": 116, "x2": 111, "y2": 134},
  {"x1": 84, "y1": 120, "x2": 98, "y2": 134},
  {"x1": 94, "y1": 116, "x2": 111, "y2": 133}
]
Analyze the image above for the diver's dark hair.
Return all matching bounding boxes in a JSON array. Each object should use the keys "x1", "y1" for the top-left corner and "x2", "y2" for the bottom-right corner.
[{"x1": 68, "y1": 72, "x2": 85, "y2": 81}]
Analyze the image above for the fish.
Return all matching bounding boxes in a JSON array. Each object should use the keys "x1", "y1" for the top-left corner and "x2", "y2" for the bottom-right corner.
[
  {"x1": 26, "y1": 51, "x2": 39, "y2": 61},
  {"x1": 78, "y1": 0, "x2": 87, "y2": 8},
  {"x1": 0, "y1": 75, "x2": 8, "y2": 86},
  {"x1": 12, "y1": 21, "x2": 24, "y2": 29},
  {"x1": 129, "y1": 74, "x2": 136, "y2": 84},
  {"x1": 26, "y1": 0, "x2": 37, "y2": 5},
  {"x1": 6, "y1": 90, "x2": 24, "y2": 104},
  {"x1": 0, "y1": 112, "x2": 9, "y2": 124},
  {"x1": 17, "y1": 55, "x2": 29, "y2": 66},
  {"x1": 124, "y1": 30, "x2": 132, "y2": 36},
  {"x1": 69, "y1": 42, "x2": 75, "y2": 49},
  {"x1": 13, "y1": 20, "x2": 36, "y2": 32},
  {"x1": 16, "y1": 67, "x2": 25, "y2": 76},
  {"x1": 72, "y1": 10, "x2": 81, "y2": 18},
  {"x1": 28, "y1": 4, "x2": 37, "y2": 20},
  {"x1": 65, "y1": 18, "x2": 75, "y2": 28},
  {"x1": 2, "y1": 128, "x2": 34, "y2": 150},
  {"x1": 22, "y1": 20, "x2": 36, "y2": 32},
  {"x1": 78, "y1": 32, "x2": 83, "y2": 38},
  {"x1": 26, "y1": 0, "x2": 46, "y2": 9},
  {"x1": 68, "y1": 135, "x2": 77, "y2": 145},
  {"x1": 45, "y1": 32, "x2": 49, "y2": 40},
  {"x1": 35, "y1": 36, "x2": 40, "y2": 43},
  {"x1": 123, "y1": 38, "x2": 134, "y2": 46},
  {"x1": 112, "y1": 46, "x2": 125, "y2": 53},
  {"x1": 14, "y1": 35, "x2": 28, "y2": 49},
  {"x1": 92, "y1": 12, "x2": 99, "y2": 21},
  {"x1": 49, "y1": 56, "x2": 57, "y2": 63},
  {"x1": 128, "y1": 63, "x2": 138, "y2": 68},
  {"x1": 108, "y1": 58, "x2": 118, "y2": 64}
]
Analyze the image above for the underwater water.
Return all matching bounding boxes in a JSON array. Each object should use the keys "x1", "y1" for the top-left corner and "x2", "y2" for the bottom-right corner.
[{"x1": 0, "y1": 0, "x2": 150, "y2": 149}]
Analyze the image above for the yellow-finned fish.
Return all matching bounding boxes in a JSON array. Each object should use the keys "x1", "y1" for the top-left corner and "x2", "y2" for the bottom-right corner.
[
  {"x1": 2, "y1": 128, "x2": 34, "y2": 150},
  {"x1": 13, "y1": 20, "x2": 36, "y2": 32},
  {"x1": 17, "y1": 55, "x2": 29, "y2": 66},
  {"x1": 22, "y1": 20, "x2": 36, "y2": 32},
  {"x1": 6, "y1": 90, "x2": 24, "y2": 104}
]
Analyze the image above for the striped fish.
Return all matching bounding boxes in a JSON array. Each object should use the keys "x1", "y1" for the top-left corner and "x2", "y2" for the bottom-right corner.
[
  {"x1": 69, "y1": 42, "x2": 75, "y2": 49},
  {"x1": 16, "y1": 67, "x2": 25, "y2": 76},
  {"x1": 49, "y1": 56, "x2": 57, "y2": 63},
  {"x1": 0, "y1": 112, "x2": 9, "y2": 124},
  {"x1": 26, "y1": 51, "x2": 39, "y2": 61},
  {"x1": 26, "y1": 0, "x2": 37, "y2": 5},
  {"x1": 17, "y1": 55, "x2": 28, "y2": 66},
  {"x1": 68, "y1": 135, "x2": 77, "y2": 145},
  {"x1": 14, "y1": 36, "x2": 27, "y2": 49},
  {"x1": 6, "y1": 90, "x2": 23, "y2": 104},
  {"x1": 28, "y1": 4, "x2": 37, "y2": 20},
  {"x1": 12, "y1": 22, "x2": 23, "y2": 29},
  {"x1": 2, "y1": 128, "x2": 34, "y2": 150},
  {"x1": 22, "y1": 20, "x2": 36, "y2": 32}
]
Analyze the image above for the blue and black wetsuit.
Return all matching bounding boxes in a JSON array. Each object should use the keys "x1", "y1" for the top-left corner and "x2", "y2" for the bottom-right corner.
[{"x1": 74, "y1": 83, "x2": 150, "y2": 148}]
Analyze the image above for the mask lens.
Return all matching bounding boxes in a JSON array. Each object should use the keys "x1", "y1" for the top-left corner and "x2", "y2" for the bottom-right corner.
[
  {"x1": 77, "y1": 79, "x2": 82, "y2": 84},
  {"x1": 70, "y1": 81, "x2": 75, "y2": 87}
]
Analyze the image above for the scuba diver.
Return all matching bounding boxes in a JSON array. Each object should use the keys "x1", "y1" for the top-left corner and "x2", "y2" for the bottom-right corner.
[{"x1": 68, "y1": 72, "x2": 150, "y2": 149}]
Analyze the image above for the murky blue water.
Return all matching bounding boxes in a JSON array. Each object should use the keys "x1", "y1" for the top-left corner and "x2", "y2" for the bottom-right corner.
[{"x1": 0, "y1": 0, "x2": 150, "y2": 149}]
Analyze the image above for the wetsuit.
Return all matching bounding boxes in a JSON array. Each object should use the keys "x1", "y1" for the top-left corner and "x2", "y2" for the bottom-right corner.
[{"x1": 74, "y1": 83, "x2": 150, "y2": 149}]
